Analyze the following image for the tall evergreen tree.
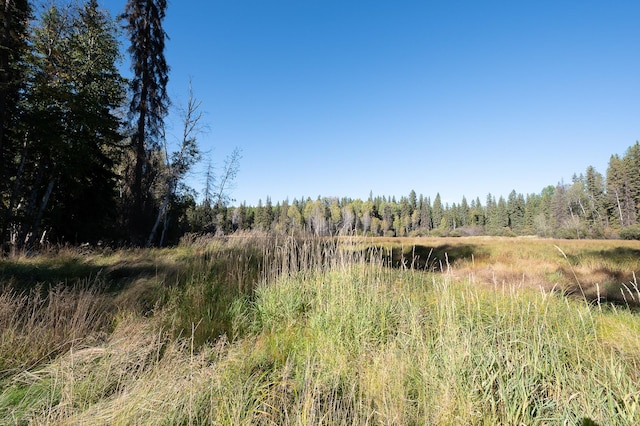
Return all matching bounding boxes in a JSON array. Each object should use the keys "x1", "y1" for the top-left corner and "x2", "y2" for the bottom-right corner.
[
  {"x1": 56, "y1": 0, "x2": 126, "y2": 242},
  {"x1": 524, "y1": 193, "x2": 539, "y2": 234},
  {"x1": 584, "y1": 165, "x2": 607, "y2": 234},
  {"x1": 607, "y1": 154, "x2": 635, "y2": 228},
  {"x1": 486, "y1": 195, "x2": 509, "y2": 233},
  {"x1": 3, "y1": 1, "x2": 125, "y2": 248},
  {"x1": 420, "y1": 196, "x2": 432, "y2": 231},
  {"x1": 0, "y1": 0, "x2": 31, "y2": 250},
  {"x1": 624, "y1": 142, "x2": 640, "y2": 223},
  {"x1": 459, "y1": 196, "x2": 470, "y2": 228},
  {"x1": 122, "y1": 0, "x2": 169, "y2": 242},
  {"x1": 0, "y1": 0, "x2": 30, "y2": 163},
  {"x1": 432, "y1": 193, "x2": 443, "y2": 230},
  {"x1": 507, "y1": 190, "x2": 526, "y2": 233}
]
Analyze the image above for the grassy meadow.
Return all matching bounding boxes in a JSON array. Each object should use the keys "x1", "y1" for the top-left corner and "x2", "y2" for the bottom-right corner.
[{"x1": 1, "y1": 235, "x2": 640, "y2": 424}]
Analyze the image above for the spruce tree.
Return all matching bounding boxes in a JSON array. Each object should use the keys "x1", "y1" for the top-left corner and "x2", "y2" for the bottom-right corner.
[
  {"x1": 3, "y1": 2, "x2": 125, "y2": 248},
  {"x1": 624, "y1": 142, "x2": 640, "y2": 224},
  {"x1": 57, "y1": 0, "x2": 126, "y2": 242},
  {"x1": 432, "y1": 193, "x2": 443, "y2": 230},
  {"x1": 123, "y1": 0, "x2": 169, "y2": 242},
  {"x1": 507, "y1": 190, "x2": 526, "y2": 233},
  {"x1": 584, "y1": 165, "x2": 606, "y2": 234}
]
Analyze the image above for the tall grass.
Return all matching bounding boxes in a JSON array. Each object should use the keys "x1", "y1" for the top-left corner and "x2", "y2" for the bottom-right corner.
[
  {"x1": 1, "y1": 234, "x2": 640, "y2": 424},
  {"x1": 0, "y1": 281, "x2": 111, "y2": 378}
]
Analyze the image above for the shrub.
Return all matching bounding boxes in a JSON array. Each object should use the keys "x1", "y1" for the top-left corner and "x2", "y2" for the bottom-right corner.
[{"x1": 619, "y1": 224, "x2": 640, "y2": 240}]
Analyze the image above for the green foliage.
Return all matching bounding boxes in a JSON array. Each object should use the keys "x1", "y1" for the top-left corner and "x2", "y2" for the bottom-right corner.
[
  {"x1": 619, "y1": 224, "x2": 640, "y2": 240},
  {"x1": 2, "y1": 1, "x2": 126, "y2": 249},
  {"x1": 123, "y1": 0, "x2": 170, "y2": 243},
  {"x1": 3, "y1": 0, "x2": 640, "y2": 249},
  {"x1": 214, "y1": 146, "x2": 640, "y2": 240},
  {"x1": 0, "y1": 0, "x2": 32, "y2": 249}
]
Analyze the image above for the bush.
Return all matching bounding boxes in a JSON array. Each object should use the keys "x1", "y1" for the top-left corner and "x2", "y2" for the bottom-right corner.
[
  {"x1": 429, "y1": 228, "x2": 448, "y2": 237},
  {"x1": 619, "y1": 224, "x2": 640, "y2": 240},
  {"x1": 455, "y1": 226, "x2": 484, "y2": 237}
]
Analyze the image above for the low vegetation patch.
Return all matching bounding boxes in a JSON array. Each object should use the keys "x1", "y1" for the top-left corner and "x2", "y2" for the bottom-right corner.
[{"x1": 1, "y1": 235, "x2": 640, "y2": 424}]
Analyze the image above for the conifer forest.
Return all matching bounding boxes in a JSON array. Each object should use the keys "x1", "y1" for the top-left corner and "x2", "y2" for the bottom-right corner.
[{"x1": 2, "y1": 0, "x2": 640, "y2": 253}]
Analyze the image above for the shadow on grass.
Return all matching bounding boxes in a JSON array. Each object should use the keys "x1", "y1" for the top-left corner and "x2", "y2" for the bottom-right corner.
[
  {"x1": 0, "y1": 256, "x2": 175, "y2": 293},
  {"x1": 363, "y1": 243, "x2": 485, "y2": 271},
  {"x1": 0, "y1": 247, "x2": 265, "y2": 347},
  {"x1": 558, "y1": 246, "x2": 640, "y2": 308},
  {"x1": 565, "y1": 247, "x2": 640, "y2": 266},
  {"x1": 562, "y1": 281, "x2": 640, "y2": 310}
]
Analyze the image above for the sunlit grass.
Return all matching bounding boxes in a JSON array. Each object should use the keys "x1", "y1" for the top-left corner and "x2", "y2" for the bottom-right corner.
[{"x1": 2, "y1": 235, "x2": 640, "y2": 424}]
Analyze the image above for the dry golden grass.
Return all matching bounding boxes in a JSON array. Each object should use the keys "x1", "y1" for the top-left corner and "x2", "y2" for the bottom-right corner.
[{"x1": 344, "y1": 236, "x2": 640, "y2": 305}]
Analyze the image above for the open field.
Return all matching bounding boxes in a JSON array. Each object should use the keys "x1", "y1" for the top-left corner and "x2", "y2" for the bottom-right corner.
[
  {"x1": 347, "y1": 236, "x2": 640, "y2": 305},
  {"x1": 1, "y1": 235, "x2": 640, "y2": 424}
]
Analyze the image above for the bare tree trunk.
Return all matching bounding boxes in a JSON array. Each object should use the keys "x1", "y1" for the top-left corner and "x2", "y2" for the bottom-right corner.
[
  {"x1": 131, "y1": 107, "x2": 147, "y2": 239},
  {"x1": 146, "y1": 186, "x2": 169, "y2": 247},
  {"x1": 1, "y1": 130, "x2": 28, "y2": 251},
  {"x1": 26, "y1": 177, "x2": 55, "y2": 248},
  {"x1": 147, "y1": 82, "x2": 203, "y2": 246},
  {"x1": 159, "y1": 209, "x2": 169, "y2": 247},
  {"x1": 615, "y1": 189, "x2": 624, "y2": 227}
]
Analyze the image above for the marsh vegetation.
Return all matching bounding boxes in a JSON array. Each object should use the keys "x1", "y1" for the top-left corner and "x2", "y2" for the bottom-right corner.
[{"x1": 1, "y1": 235, "x2": 640, "y2": 424}]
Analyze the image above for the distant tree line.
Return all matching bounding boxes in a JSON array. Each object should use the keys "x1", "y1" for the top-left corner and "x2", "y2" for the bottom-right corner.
[
  {"x1": 188, "y1": 142, "x2": 640, "y2": 240},
  {"x1": 2, "y1": 1, "x2": 639, "y2": 251},
  {"x1": 0, "y1": 0, "x2": 237, "y2": 252}
]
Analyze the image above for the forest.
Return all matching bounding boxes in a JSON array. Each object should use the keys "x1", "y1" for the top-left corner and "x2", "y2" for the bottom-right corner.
[
  {"x1": 206, "y1": 150, "x2": 640, "y2": 240},
  {"x1": 3, "y1": 0, "x2": 640, "y2": 254}
]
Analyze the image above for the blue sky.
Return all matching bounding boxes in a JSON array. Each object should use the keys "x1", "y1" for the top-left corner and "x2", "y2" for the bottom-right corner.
[{"x1": 99, "y1": 0, "x2": 640, "y2": 206}]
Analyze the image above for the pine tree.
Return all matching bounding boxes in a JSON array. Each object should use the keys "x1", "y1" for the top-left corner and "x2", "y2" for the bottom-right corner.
[
  {"x1": 408, "y1": 189, "x2": 417, "y2": 211},
  {"x1": 469, "y1": 197, "x2": 484, "y2": 227},
  {"x1": 459, "y1": 196, "x2": 470, "y2": 227},
  {"x1": 584, "y1": 165, "x2": 607, "y2": 234},
  {"x1": 420, "y1": 196, "x2": 432, "y2": 231},
  {"x1": 57, "y1": 0, "x2": 126, "y2": 242},
  {"x1": 551, "y1": 183, "x2": 572, "y2": 236},
  {"x1": 254, "y1": 197, "x2": 274, "y2": 231},
  {"x1": 0, "y1": 0, "x2": 30, "y2": 159},
  {"x1": 484, "y1": 194, "x2": 508, "y2": 234},
  {"x1": 624, "y1": 142, "x2": 640, "y2": 224}
]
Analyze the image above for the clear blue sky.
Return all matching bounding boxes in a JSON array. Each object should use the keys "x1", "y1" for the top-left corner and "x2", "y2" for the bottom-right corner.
[{"x1": 99, "y1": 0, "x2": 640, "y2": 206}]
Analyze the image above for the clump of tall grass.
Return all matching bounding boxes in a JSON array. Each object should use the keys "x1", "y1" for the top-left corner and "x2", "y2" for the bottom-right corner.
[
  {"x1": 163, "y1": 232, "x2": 349, "y2": 346},
  {"x1": 0, "y1": 314, "x2": 171, "y2": 423},
  {"x1": 0, "y1": 281, "x2": 112, "y2": 378},
  {"x1": 218, "y1": 263, "x2": 640, "y2": 425}
]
